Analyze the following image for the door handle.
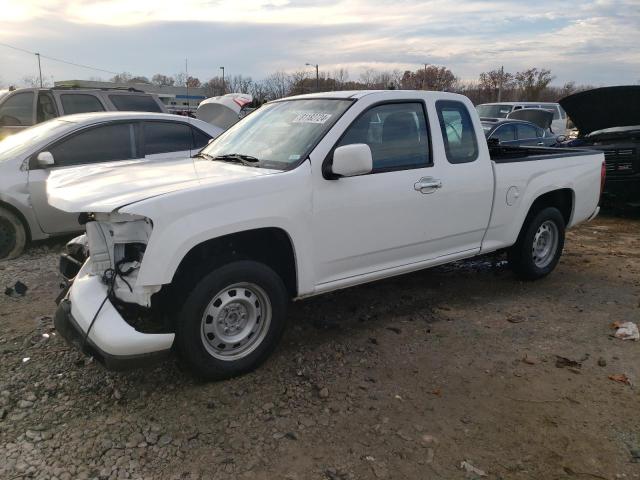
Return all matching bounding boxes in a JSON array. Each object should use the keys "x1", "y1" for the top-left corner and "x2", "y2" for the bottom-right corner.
[{"x1": 414, "y1": 177, "x2": 442, "y2": 194}]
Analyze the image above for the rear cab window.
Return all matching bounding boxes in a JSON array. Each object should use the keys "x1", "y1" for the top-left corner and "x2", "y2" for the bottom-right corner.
[
  {"x1": 436, "y1": 100, "x2": 478, "y2": 164},
  {"x1": 109, "y1": 95, "x2": 162, "y2": 112}
]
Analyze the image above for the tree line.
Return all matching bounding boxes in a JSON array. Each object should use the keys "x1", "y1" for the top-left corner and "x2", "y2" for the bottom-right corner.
[{"x1": 16, "y1": 66, "x2": 596, "y2": 106}]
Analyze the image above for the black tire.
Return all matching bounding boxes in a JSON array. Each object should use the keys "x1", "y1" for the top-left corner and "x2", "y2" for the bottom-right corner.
[
  {"x1": 176, "y1": 260, "x2": 288, "y2": 380},
  {"x1": 508, "y1": 206, "x2": 565, "y2": 280},
  {"x1": 0, "y1": 207, "x2": 27, "y2": 260}
]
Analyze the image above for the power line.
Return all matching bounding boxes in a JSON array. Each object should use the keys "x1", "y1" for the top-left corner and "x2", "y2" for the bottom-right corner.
[{"x1": 0, "y1": 41, "x2": 120, "y2": 75}]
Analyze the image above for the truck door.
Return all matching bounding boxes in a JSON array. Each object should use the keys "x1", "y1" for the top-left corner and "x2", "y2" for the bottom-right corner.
[{"x1": 311, "y1": 98, "x2": 494, "y2": 286}]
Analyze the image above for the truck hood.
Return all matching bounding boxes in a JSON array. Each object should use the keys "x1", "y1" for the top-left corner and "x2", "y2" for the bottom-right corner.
[
  {"x1": 559, "y1": 86, "x2": 640, "y2": 135},
  {"x1": 47, "y1": 157, "x2": 279, "y2": 213},
  {"x1": 506, "y1": 109, "x2": 553, "y2": 130}
]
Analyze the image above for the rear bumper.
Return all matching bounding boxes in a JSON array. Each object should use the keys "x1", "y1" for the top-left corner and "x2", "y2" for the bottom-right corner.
[
  {"x1": 54, "y1": 263, "x2": 174, "y2": 371},
  {"x1": 604, "y1": 176, "x2": 640, "y2": 199}
]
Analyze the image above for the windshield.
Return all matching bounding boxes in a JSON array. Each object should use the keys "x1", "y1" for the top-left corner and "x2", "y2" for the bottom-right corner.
[
  {"x1": 0, "y1": 119, "x2": 72, "y2": 163},
  {"x1": 476, "y1": 104, "x2": 513, "y2": 119},
  {"x1": 201, "y1": 98, "x2": 353, "y2": 169}
]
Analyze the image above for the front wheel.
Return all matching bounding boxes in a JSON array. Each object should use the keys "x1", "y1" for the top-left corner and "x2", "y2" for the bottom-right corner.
[
  {"x1": 176, "y1": 260, "x2": 289, "y2": 380},
  {"x1": 508, "y1": 207, "x2": 565, "y2": 280}
]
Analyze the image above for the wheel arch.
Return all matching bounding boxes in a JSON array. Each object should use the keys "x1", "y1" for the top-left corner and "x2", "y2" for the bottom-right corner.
[
  {"x1": 525, "y1": 188, "x2": 574, "y2": 226},
  {"x1": 516, "y1": 188, "x2": 574, "y2": 243},
  {"x1": 170, "y1": 227, "x2": 299, "y2": 299}
]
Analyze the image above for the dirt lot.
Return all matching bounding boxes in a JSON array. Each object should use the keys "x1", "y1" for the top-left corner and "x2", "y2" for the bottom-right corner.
[{"x1": 1, "y1": 212, "x2": 639, "y2": 480}]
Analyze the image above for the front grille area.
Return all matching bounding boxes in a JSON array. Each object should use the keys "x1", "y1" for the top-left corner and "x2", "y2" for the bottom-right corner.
[{"x1": 604, "y1": 148, "x2": 637, "y2": 175}]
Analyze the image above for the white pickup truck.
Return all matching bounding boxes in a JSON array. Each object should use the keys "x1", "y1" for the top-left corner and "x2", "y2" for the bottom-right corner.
[{"x1": 49, "y1": 90, "x2": 604, "y2": 380}]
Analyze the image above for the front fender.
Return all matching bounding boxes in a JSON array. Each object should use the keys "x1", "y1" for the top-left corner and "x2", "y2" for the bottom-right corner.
[{"x1": 120, "y1": 163, "x2": 315, "y2": 295}]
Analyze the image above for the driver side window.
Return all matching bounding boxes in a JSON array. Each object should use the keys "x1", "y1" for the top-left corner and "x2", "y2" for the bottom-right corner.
[{"x1": 337, "y1": 102, "x2": 430, "y2": 173}]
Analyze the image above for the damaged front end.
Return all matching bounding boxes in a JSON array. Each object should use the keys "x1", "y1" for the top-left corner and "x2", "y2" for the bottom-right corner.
[
  {"x1": 84, "y1": 213, "x2": 160, "y2": 307},
  {"x1": 54, "y1": 212, "x2": 174, "y2": 370}
]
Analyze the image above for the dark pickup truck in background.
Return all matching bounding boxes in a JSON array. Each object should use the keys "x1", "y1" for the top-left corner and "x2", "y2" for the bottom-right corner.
[{"x1": 559, "y1": 86, "x2": 640, "y2": 202}]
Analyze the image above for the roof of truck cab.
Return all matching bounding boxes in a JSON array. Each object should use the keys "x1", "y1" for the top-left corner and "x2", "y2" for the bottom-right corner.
[{"x1": 279, "y1": 90, "x2": 467, "y2": 101}]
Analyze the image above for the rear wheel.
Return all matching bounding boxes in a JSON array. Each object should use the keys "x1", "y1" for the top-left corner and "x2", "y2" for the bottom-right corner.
[
  {"x1": 176, "y1": 260, "x2": 288, "y2": 380},
  {"x1": 0, "y1": 207, "x2": 26, "y2": 260},
  {"x1": 508, "y1": 207, "x2": 565, "y2": 280}
]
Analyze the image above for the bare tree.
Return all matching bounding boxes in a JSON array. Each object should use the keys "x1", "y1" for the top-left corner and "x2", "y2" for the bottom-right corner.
[
  {"x1": 228, "y1": 75, "x2": 253, "y2": 94},
  {"x1": 151, "y1": 74, "x2": 175, "y2": 87},
  {"x1": 186, "y1": 76, "x2": 201, "y2": 88},
  {"x1": 129, "y1": 76, "x2": 151, "y2": 84},
  {"x1": 264, "y1": 71, "x2": 290, "y2": 100},
  {"x1": 110, "y1": 72, "x2": 133, "y2": 84},
  {"x1": 333, "y1": 68, "x2": 349, "y2": 89},
  {"x1": 173, "y1": 72, "x2": 187, "y2": 87},
  {"x1": 359, "y1": 68, "x2": 378, "y2": 88},
  {"x1": 478, "y1": 69, "x2": 515, "y2": 100},
  {"x1": 250, "y1": 80, "x2": 269, "y2": 105},
  {"x1": 514, "y1": 68, "x2": 554, "y2": 101},
  {"x1": 203, "y1": 77, "x2": 225, "y2": 97}
]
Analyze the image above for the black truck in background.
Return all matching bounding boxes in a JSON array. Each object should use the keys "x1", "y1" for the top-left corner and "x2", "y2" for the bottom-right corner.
[{"x1": 559, "y1": 86, "x2": 640, "y2": 203}]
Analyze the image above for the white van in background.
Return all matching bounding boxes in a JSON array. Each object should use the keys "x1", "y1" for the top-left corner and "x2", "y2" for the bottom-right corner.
[{"x1": 476, "y1": 102, "x2": 568, "y2": 135}]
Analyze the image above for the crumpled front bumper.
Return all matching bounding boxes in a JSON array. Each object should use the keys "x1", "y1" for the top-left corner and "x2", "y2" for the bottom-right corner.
[{"x1": 54, "y1": 263, "x2": 174, "y2": 371}]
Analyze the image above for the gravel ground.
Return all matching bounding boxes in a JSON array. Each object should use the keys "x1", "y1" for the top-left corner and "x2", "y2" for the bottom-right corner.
[{"x1": 0, "y1": 212, "x2": 639, "y2": 480}]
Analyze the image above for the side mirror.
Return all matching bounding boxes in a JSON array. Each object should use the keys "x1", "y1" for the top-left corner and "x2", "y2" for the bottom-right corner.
[
  {"x1": 331, "y1": 144, "x2": 373, "y2": 178},
  {"x1": 556, "y1": 135, "x2": 567, "y2": 143},
  {"x1": 37, "y1": 151, "x2": 55, "y2": 167}
]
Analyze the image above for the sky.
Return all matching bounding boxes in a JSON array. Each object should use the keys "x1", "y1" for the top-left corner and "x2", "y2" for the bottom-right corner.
[{"x1": 1, "y1": 0, "x2": 639, "y2": 87}]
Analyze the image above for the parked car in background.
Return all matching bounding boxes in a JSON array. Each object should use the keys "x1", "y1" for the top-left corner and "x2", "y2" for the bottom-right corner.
[
  {"x1": 0, "y1": 86, "x2": 167, "y2": 140},
  {"x1": 558, "y1": 86, "x2": 640, "y2": 202},
  {"x1": 476, "y1": 102, "x2": 568, "y2": 135},
  {"x1": 482, "y1": 118, "x2": 559, "y2": 147},
  {"x1": 0, "y1": 112, "x2": 222, "y2": 259},
  {"x1": 48, "y1": 90, "x2": 603, "y2": 379},
  {"x1": 482, "y1": 108, "x2": 565, "y2": 147},
  {"x1": 196, "y1": 93, "x2": 255, "y2": 130}
]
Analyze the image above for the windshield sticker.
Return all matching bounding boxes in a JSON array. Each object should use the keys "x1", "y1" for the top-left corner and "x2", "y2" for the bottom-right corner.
[
  {"x1": 292, "y1": 112, "x2": 333, "y2": 124},
  {"x1": 288, "y1": 154, "x2": 301, "y2": 161}
]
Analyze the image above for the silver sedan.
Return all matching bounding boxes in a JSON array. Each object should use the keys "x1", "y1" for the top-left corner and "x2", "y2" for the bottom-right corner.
[{"x1": 0, "y1": 111, "x2": 222, "y2": 259}]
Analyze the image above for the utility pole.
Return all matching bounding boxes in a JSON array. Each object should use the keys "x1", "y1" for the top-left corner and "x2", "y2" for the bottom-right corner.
[
  {"x1": 497, "y1": 65, "x2": 504, "y2": 102},
  {"x1": 36, "y1": 53, "x2": 43, "y2": 87},
  {"x1": 220, "y1": 66, "x2": 225, "y2": 94},
  {"x1": 423, "y1": 63, "x2": 428, "y2": 90},
  {"x1": 185, "y1": 58, "x2": 189, "y2": 114},
  {"x1": 306, "y1": 63, "x2": 319, "y2": 92}
]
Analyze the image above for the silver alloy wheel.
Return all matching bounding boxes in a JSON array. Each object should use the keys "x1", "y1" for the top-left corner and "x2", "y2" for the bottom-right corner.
[
  {"x1": 531, "y1": 220, "x2": 559, "y2": 268},
  {"x1": 200, "y1": 282, "x2": 272, "y2": 361}
]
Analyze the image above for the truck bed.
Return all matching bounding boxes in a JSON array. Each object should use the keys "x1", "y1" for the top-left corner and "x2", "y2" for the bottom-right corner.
[{"x1": 489, "y1": 145, "x2": 598, "y2": 163}]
